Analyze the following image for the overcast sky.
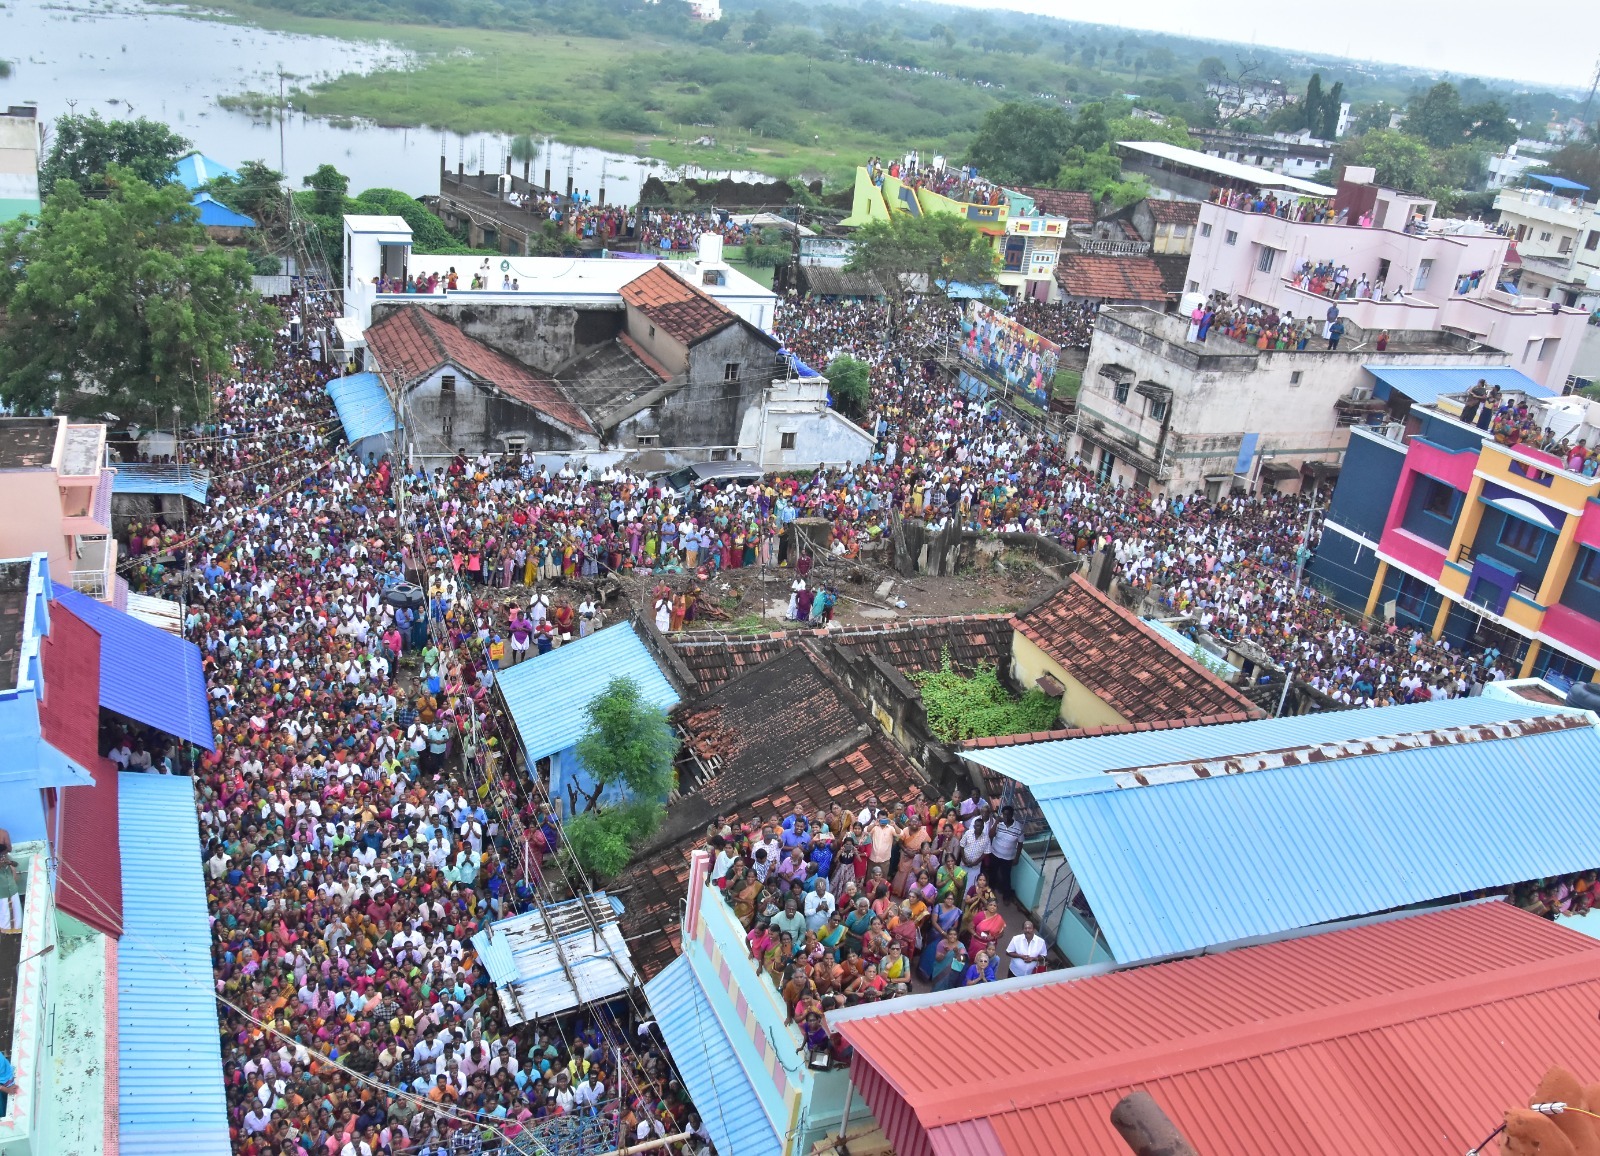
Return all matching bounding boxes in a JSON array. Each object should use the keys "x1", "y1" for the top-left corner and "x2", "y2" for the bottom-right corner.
[{"x1": 963, "y1": 0, "x2": 1600, "y2": 91}]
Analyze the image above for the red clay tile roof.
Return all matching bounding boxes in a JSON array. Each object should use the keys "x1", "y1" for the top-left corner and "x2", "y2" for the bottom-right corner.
[
  {"x1": 619, "y1": 265, "x2": 736, "y2": 346},
  {"x1": 676, "y1": 645, "x2": 866, "y2": 814},
  {"x1": 365, "y1": 306, "x2": 592, "y2": 433},
  {"x1": 40, "y1": 603, "x2": 124, "y2": 937},
  {"x1": 1144, "y1": 198, "x2": 1201, "y2": 226},
  {"x1": 1011, "y1": 575, "x2": 1263, "y2": 724},
  {"x1": 1055, "y1": 253, "x2": 1168, "y2": 302},
  {"x1": 670, "y1": 615, "x2": 1014, "y2": 697},
  {"x1": 1009, "y1": 186, "x2": 1096, "y2": 221},
  {"x1": 671, "y1": 628, "x2": 816, "y2": 697},
  {"x1": 830, "y1": 615, "x2": 1012, "y2": 675},
  {"x1": 614, "y1": 731, "x2": 930, "y2": 980},
  {"x1": 834, "y1": 902, "x2": 1600, "y2": 1156}
]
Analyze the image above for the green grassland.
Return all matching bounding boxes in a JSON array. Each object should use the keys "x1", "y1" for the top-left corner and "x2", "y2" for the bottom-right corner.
[{"x1": 204, "y1": 2, "x2": 993, "y2": 182}]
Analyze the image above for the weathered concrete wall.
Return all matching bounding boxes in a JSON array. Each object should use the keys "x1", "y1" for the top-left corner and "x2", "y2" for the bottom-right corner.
[
  {"x1": 676, "y1": 325, "x2": 778, "y2": 452},
  {"x1": 403, "y1": 365, "x2": 596, "y2": 460},
  {"x1": 371, "y1": 301, "x2": 623, "y2": 375}
]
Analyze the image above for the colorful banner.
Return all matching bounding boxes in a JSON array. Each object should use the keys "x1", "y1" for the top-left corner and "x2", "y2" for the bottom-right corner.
[{"x1": 959, "y1": 301, "x2": 1060, "y2": 407}]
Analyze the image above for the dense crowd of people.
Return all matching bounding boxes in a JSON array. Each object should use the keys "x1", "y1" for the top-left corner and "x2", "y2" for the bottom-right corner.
[
  {"x1": 114, "y1": 262, "x2": 1554, "y2": 1154},
  {"x1": 708, "y1": 792, "x2": 1048, "y2": 1026},
  {"x1": 128, "y1": 298, "x2": 711, "y2": 1156}
]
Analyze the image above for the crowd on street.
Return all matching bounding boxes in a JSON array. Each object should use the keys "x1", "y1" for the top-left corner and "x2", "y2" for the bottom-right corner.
[
  {"x1": 113, "y1": 267, "x2": 1548, "y2": 1155},
  {"x1": 128, "y1": 300, "x2": 710, "y2": 1156}
]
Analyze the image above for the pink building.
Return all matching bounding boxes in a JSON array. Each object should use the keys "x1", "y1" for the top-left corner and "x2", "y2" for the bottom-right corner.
[
  {"x1": 1186, "y1": 175, "x2": 1589, "y2": 389},
  {"x1": 0, "y1": 417, "x2": 118, "y2": 601}
]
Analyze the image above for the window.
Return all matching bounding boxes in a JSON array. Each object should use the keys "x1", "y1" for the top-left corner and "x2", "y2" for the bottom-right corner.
[
  {"x1": 1188, "y1": 279, "x2": 1200, "y2": 293},
  {"x1": 1224, "y1": 229, "x2": 1238, "y2": 246},
  {"x1": 1149, "y1": 397, "x2": 1168, "y2": 421},
  {"x1": 1200, "y1": 223, "x2": 1213, "y2": 238},
  {"x1": 780, "y1": 432, "x2": 797, "y2": 450},
  {"x1": 1560, "y1": 235, "x2": 1573, "y2": 254},
  {"x1": 1113, "y1": 381, "x2": 1131, "y2": 404},
  {"x1": 1414, "y1": 258, "x2": 1433, "y2": 291},
  {"x1": 1255, "y1": 245, "x2": 1278, "y2": 273},
  {"x1": 635, "y1": 433, "x2": 659, "y2": 446},
  {"x1": 1539, "y1": 337, "x2": 1561, "y2": 364},
  {"x1": 1289, "y1": 370, "x2": 1303, "y2": 385},
  {"x1": 440, "y1": 373, "x2": 456, "y2": 394},
  {"x1": 1395, "y1": 573, "x2": 1430, "y2": 618},
  {"x1": 1543, "y1": 650, "x2": 1593, "y2": 686},
  {"x1": 1172, "y1": 224, "x2": 1188, "y2": 238},
  {"x1": 648, "y1": 325, "x2": 656, "y2": 339},
  {"x1": 724, "y1": 362, "x2": 741, "y2": 382},
  {"x1": 1577, "y1": 548, "x2": 1600, "y2": 588},
  {"x1": 702, "y1": 269, "x2": 726, "y2": 286},
  {"x1": 1539, "y1": 231, "x2": 1553, "y2": 243},
  {"x1": 1499, "y1": 516, "x2": 1545, "y2": 558},
  {"x1": 502, "y1": 436, "x2": 526, "y2": 454},
  {"x1": 1422, "y1": 478, "x2": 1459, "y2": 519},
  {"x1": 1587, "y1": 231, "x2": 1600, "y2": 252}
]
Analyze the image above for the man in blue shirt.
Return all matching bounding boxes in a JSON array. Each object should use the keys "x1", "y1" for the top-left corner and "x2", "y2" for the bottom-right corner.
[{"x1": 0, "y1": 1048, "x2": 19, "y2": 1117}]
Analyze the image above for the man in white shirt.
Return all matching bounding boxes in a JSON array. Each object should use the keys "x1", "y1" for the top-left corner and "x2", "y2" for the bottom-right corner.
[
  {"x1": 1005, "y1": 919, "x2": 1048, "y2": 978},
  {"x1": 803, "y1": 877, "x2": 836, "y2": 932}
]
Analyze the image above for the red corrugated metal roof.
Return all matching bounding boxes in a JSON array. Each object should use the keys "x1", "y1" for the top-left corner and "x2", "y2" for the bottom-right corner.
[
  {"x1": 40, "y1": 603, "x2": 123, "y2": 937},
  {"x1": 365, "y1": 306, "x2": 592, "y2": 433},
  {"x1": 834, "y1": 903, "x2": 1600, "y2": 1156}
]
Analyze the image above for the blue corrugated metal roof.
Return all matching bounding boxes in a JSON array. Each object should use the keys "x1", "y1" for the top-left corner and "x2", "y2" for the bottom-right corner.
[
  {"x1": 645, "y1": 955, "x2": 784, "y2": 1156},
  {"x1": 326, "y1": 372, "x2": 398, "y2": 447},
  {"x1": 191, "y1": 192, "x2": 255, "y2": 228},
  {"x1": 969, "y1": 700, "x2": 1600, "y2": 965},
  {"x1": 111, "y1": 462, "x2": 211, "y2": 503},
  {"x1": 118, "y1": 773, "x2": 230, "y2": 1155},
  {"x1": 497, "y1": 622, "x2": 678, "y2": 763},
  {"x1": 51, "y1": 583, "x2": 215, "y2": 750},
  {"x1": 171, "y1": 152, "x2": 238, "y2": 190},
  {"x1": 1529, "y1": 173, "x2": 1591, "y2": 193},
  {"x1": 964, "y1": 697, "x2": 1571, "y2": 789},
  {"x1": 1365, "y1": 364, "x2": 1555, "y2": 405}
]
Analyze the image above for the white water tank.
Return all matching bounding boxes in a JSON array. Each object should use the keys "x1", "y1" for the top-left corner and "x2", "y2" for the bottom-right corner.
[{"x1": 697, "y1": 233, "x2": 724, "y2": 265}]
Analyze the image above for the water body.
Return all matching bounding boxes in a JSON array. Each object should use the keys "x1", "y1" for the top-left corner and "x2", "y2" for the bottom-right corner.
[{"x1": 0, "y1": 0, "x2": 758, "y2": 201}]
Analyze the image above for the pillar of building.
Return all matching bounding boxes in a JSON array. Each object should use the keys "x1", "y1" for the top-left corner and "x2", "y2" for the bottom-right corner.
[
  {"x1": 1363, "y1": 560, "x2": 1390, "y2": 620},
  {"x1": 1519, "y1": 640, "x2": 1542, "y2": 678}
]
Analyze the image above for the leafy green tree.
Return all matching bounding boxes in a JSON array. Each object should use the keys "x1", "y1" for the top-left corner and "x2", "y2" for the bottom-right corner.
[
  {"x1": 1404, "y1": 82, "x2": 1467, "y2": 148},
  {"x1": 847, "y1": 212, "x2": 998, "y2": 327},
  {"x1": 1320, "y1": 82, "x2": 1345, "y2": 140},
  {"x1": 564, "y1": 799, "x2": 667, "y2": 879},
  {"x1": 1462, "y1": 100, "x2": 1517, "y2": 146},
  {"x1": 303, "y1": 163, "x2": 350, "y2": 217},
  {"x1": 571, "y1": 676, "x2": 679, "y2": 813},
  {"x1": 0, "y1": 168, "x2": 276, "y2": 420},
  {"x1": 1336, "y1": 129, "x2": 1436, "y2": 193},
  {"x1": 825, "y1": 355, "x2": 870, "y2": 420},
  {"x1": 965, "y1": 100, "x2": 1076, "y2": 185},
  {"x1": 39, "y1": 112, "x2": 189, "y2": 196},
  {"x1": 209, "y1": 160, "x2": 289, "y2": 248},
  {"x1": 741, "y1": 227, "x2": 790, "y2": 268}
]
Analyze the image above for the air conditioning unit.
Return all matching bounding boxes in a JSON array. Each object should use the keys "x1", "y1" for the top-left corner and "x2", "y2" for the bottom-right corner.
[{"x1": 1347, "y1": 385, "x2": 1372, "y2": 402}]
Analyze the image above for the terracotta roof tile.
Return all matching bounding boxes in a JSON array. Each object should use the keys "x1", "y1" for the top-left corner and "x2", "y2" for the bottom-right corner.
[
  {"x1": 614, "y1": 732, "x2": 930, "y2": 980},
  {"x1": 1011, "y1": 575, "x2": 1263, "y2": 724},
  {"x1": 1055, "y1": 254, "x2": 1169, "y2": 302},
  {"x1": 1144, "y1": 198, "x2": 1200, "y2": 226},
  {"x1": 365, "y1": 306, "x2": 592, "y2": 433},
  {"x1": 1009, "y1": 186, "x2": 1096, "y2": 221},
  {"x1": 829, "y1": 615, "x2": 1013, "y2": 676},
  {"x1": 619, "y1": 265, "x2": 736, "y2": 346}
]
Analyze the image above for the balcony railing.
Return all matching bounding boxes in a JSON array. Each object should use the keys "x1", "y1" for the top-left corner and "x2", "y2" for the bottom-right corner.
[{"x1": 70, "y1": 535, "x2": 116, "y2": 600}]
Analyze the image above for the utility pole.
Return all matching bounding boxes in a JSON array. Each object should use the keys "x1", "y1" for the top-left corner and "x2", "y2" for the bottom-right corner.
[
  {"x1": 277, "y1": 69, "x2": 287, "y2": 180},
  {"x1": 1584, "y1": 54, "x2": 1600, "y2": 131}
]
